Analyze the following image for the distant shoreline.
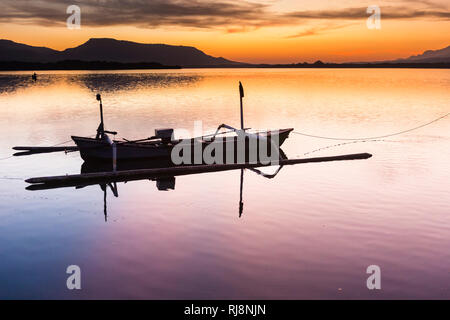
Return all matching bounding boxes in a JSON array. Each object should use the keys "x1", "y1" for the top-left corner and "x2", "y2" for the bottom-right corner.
[
  {"x1": 0, "y1": 60, "x2": 449, "y2": 71},
  {"x1": 191, "y1": 62, "x2": 450, "y2": 69},
  {"x1": 0, "y1": 60, "x2": 181, "y2": 71}
]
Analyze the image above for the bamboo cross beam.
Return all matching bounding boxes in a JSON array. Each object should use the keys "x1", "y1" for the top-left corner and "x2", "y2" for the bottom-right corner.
[{"x1": 25, "y1": 153, "x2": 372, "y2": 190}]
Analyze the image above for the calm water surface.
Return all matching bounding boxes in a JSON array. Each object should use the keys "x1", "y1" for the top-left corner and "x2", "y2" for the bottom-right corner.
[{"x1": 0, "y1": 69, "x2": 449, "y2": 299}]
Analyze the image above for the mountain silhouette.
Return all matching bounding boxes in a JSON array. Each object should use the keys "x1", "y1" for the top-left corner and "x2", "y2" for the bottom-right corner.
[
  {"x1": 0, "y1": 39, "x2": 59, "y2": 62},
  {"x1": 390, "y1": 45, "x2": 450, "y2": 63},
  {"x1": 0, "y1": 38, "x2": 241, "y2": 67},
  {"x1": 0, "y1": 38, "x2": 448, "y2": 69}
]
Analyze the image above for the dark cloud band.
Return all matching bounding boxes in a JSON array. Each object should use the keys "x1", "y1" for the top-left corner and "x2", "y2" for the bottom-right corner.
[{"x1": 1, "y1": 0, "x2": 448, "y2": 29}]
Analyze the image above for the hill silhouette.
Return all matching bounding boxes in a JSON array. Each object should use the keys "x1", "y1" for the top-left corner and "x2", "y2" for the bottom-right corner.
[
  {"x1": 0, "y1": 38, "x2": 448, "y2": 70},
  {"x1": 392, "y1": 46, "x2": 450, "y2": 63},
  {"x1": 0, "y1": 38, "x2": 240, "y2": 67}
]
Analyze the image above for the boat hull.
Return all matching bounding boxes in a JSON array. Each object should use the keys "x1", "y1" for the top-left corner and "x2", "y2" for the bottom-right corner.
[{"x1": 72, "y1": 128, "x2": 293, "y2": 163}]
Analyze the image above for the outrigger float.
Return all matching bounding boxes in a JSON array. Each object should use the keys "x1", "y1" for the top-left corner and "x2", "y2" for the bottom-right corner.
[{"x1": 14, "y1": 82, "x2": 372, "y2": 197}]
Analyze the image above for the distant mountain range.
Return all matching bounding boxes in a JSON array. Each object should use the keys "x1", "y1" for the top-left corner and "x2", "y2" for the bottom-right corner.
[
  {"x1": 0, "y1": 38, "x2": 240, "y2": 67},
  {"x1": 390, "y1": 45, "x2": 450, "y2": 63},
  {"x1": 0, "y1": 38, "x2": 449, "y2": 68}
]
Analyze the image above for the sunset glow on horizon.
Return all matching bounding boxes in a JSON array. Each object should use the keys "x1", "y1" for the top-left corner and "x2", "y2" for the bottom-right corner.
[{"x1": 1, "y1": 0, "x2": 449, "y2": 63}]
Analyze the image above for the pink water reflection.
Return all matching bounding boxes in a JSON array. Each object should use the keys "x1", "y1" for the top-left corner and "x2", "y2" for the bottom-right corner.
[{"x1": 0, "y1": 69, "x2": 449, "y2": 299}]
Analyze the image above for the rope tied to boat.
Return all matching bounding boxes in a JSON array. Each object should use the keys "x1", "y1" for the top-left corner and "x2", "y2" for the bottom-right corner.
[
  {"x1": 0, "y1": 155, "x2": 14, "y2": 161},
  {"x1": 300, "y1": 139, "x2": 395, "y2": 157},
  {"x1": 292, "y1": 111, "x2": 450, "y2": 141}
]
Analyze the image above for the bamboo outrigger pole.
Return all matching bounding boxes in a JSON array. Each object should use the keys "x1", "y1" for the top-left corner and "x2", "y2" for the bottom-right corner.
[{"x1": 25, "y1": 153, "x2": 372, "y2": 188}]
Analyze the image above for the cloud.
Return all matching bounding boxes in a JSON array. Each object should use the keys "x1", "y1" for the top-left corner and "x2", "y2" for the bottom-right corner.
[
  {"x1": 1, "y1": 0, "x2": 270, "y2": 29},
  {"x1": 285, "y1": 6, "x2": 450, "y2": 20},
  {"x1": 0, "y1": 0, "x2": 448, "y2": 31},
  {"x1": 285, "y1": 23, "x2": 355, "y2": 39},
  {"x1": 284, "y1": 28, "x2": 321, "y2": 38}
]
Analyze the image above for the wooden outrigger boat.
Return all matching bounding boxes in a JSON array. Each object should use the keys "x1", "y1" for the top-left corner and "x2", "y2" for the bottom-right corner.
[
  {"x1": 15, "y1": 80, "x2": 373, "y2": 212},
  {"x1": 14, "y1": 82, "x2": 293, "y2": 163},
  {"x1": 16, "y1": 81, "x2": 374, "y2": 221},
  {"x1": 13, "y1": 81, "x2": 374, "y2": 222},
  {"x1": 71, "y1": 128, "x2": 293, "y2": 162}
]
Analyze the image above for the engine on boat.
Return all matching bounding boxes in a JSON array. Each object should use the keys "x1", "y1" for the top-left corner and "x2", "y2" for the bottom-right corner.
[{"x1": 155, "y1": 128, "x2": 174, "y2": 144}]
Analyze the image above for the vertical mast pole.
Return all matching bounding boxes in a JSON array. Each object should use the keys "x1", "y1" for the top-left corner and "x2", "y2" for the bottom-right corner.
[
  {"x1": 239, "y1": 81, "x2": 244, "y2": 130},
  {"x1": 96, "y1": 93, "x2": 104, "y2": 139}
]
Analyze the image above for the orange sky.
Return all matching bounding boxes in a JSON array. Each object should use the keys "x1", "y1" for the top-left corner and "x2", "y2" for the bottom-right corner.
[{"x1": 1, "y1": 0, "x2": 449, "y2": 63}]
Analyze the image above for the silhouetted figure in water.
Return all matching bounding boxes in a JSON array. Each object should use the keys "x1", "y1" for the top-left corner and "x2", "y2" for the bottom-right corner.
[{"x1": 31, "y1": 73, "x2": 37, "y2": 81}]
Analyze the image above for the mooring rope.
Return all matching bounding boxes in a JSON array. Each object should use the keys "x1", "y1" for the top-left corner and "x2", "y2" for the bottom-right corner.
[
  {"x1": 50, "y1": 139, "x2": 74, "y2": 146},
  {"x1": 49, "y1": 134, "x2": 96, "y2": 146},
  {"x1": 292, "y1": 111, "x2": 450, "y2": 141},
  {"x1": 0, "y1": 155, "x2": 14, "y2": 161},
  {"x1": 300, "y1": 139, "x2": 396, "y2": 156},
  {"x1": 0, "y1": 176, "x2": 24, "y2": 180}
]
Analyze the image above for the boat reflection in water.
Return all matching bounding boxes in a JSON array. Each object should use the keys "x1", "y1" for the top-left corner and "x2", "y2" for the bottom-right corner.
[
  {"x1": 25, "y1": 149, "x2": 372, "y2": 221},
  {"x1": 27, "y1": 149, "x2": 289, "y2": 221}
]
